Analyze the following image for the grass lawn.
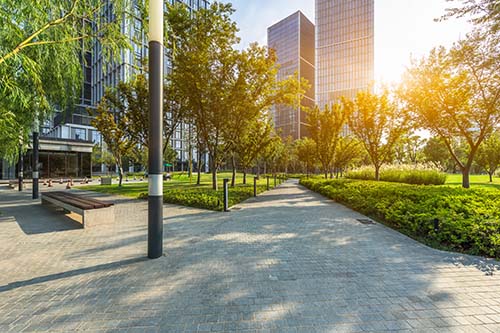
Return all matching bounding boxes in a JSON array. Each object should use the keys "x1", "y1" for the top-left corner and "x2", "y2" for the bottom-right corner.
[
  {"x1": 78, "y1": 172, "x2": 282, "y2": 211},
  {"x1": 445, "y1": 173, "x2": 500, "y2": 190}
]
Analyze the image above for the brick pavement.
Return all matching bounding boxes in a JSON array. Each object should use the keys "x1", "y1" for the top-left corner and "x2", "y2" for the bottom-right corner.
[{"x1": 1, "y1": 180, "x2": 500, "y2": 332}]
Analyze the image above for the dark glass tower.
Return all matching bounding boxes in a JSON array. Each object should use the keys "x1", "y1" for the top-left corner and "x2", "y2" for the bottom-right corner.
[{"x1": 268, "y1": 11, "x2": 315, "y2": 140}]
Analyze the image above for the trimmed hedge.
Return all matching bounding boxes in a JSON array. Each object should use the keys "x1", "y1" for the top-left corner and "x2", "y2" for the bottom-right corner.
[
  {"x1": 300, "y1": 178, "x2": 500, "y2": 258},
  {"x1": 347, "y1": 165, "x2": 447, "y2": 185},
  {"x1": 139, "y1": 184, "x2": 270, "y2": 211}
]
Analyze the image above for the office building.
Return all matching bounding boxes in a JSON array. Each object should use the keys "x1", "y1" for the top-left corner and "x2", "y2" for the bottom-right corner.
[
  {"x1": 316, "y1": 0, "x2": 374, "y2": 108},
  {"x1": 268, "y1": 11, "x2": 315, "y2": 140},
  {"x1": 42, "y1": 0, "x2": 209, "y2": 174}
]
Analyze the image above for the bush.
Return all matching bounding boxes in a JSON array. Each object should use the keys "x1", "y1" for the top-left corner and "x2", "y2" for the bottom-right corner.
[
  {"x1": 347, "y1": 164, "x2": 447, "y2": 185},
  {"x1": 138, "y1": 184, "x2": 269, "y2": 211},
  {"x1": 300, "y1": 178, "x2": 500, "y2": 259}
]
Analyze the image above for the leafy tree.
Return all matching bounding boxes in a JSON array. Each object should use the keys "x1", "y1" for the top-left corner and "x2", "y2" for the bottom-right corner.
[
  {"x1": 163, "y1": 143, "x2": 178, "y2": 170},
  {"x1": 440, "y1": 0, "x2": 500, "y2": 33},
  {"x1": 167, "y1": 3, "x2": 302, "y2": 190},
  {"x1": 308, "y1": 102, "x2": 350, "y2": 179},
  {"x1": 232, "y1": 116, "x2": 275, "y2": 186},
  {"x1": 295, "y1": 137, "x2": 317, "y2": 176},
  {"x1": 92, "y1": 144, "x2": 114, "y2": 172},
  {"x1": 92, "y1": 98, "x2": 134, "y2": 187},
  {"x1": 0, "y1": 0, "x2": 129, "y2": 159},
  {"x1": 345, "y1": 90, "x2": 408, "y2": 181},
  {"x1": 333, "y1": 136, "x2": 363, "y2": 177},
  {"x1": 423, "y1": 137, "x2": 455, "y2": 171},
  {"x1": 475, "y1": 132, "x2": 500, "y2": 182},
  {"x1": 400, "y1": 32, "x2": 500, "y2": 188},
  {"x1": 394, "y1": 134, "x2": 424, "y2": 165}
]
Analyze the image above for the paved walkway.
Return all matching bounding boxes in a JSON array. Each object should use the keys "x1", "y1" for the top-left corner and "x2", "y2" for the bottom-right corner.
[{"x1": 1, "y1": 180, "x2": 500, "y2": 332}]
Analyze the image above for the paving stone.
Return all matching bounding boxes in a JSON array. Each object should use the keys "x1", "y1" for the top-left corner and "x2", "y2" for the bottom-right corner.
[{"x1": 1, "y1": 181, "x2": 500, "y2": 332}]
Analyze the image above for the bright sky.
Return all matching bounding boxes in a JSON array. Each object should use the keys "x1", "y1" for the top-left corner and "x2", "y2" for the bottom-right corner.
[{"x1": 222, "y1": 0, "x2": 472, "y2": 84}]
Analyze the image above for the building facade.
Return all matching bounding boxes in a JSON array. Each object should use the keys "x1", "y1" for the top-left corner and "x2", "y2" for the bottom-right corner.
[
  {"x1": 43, "y1": 0, "x2": 209, "y2": 173},
  {"x1": 268, "y1": 11, "x2": 315, "y2": 141},
  {"x1": 316, "y1": 0, "x2": 374, "y2": 108}
]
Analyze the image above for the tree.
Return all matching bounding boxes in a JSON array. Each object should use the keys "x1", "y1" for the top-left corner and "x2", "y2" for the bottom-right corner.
[
  {"x1": 0, "y1": 0, "x2": 129, "y2": 159},
  {"x1": 475, "y1": 132, "x2": 500, "y2": 182},
  {"x1": 167, "y1": 3, "x2": 302, "y2": 190},
  {"x1": 333, "y1": 136, "x2": 363, "y2": 177},
  {"x1": 394, "y1": 134, "x2": 424, "y2": 165},
  {"x1": 345, "y1": 90, "x2": 408, "y2": 181},
  {"x1": 440, "y1": 0, "x2": 500, "y2": 33},
  {"x1": 295, "y1": 137, "x2": 317, "y2": 176},
  {"x1": 92, "y1": 144, "x2": 114, "y2": 173},
  {"x1": 423, "y1": 137, "x2": 456, "y2": 171},
  {"x1": 92, "y1": 97, "x2": 134, "y2": 187},
  {"x1": 400, "y1": 32, "x2": 500, "y2": 188},
  {"x1": 232, "y1": 116, "x2": 275, "y2": 186},
  {"x1": 308, "y1": 102, "x2": 350, "y2": 179}
]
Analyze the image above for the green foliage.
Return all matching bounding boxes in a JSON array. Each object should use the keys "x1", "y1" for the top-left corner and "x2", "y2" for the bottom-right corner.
[
  {"x1": 308, "y1": 102, "x2": 349, "y2": 178},
  {"x1": 300, "y1": 178, "x2": 500, "y2": 258},
  {"x1": 294, "y1": 137, "x2": 317, "y2": 175},
  {"x1": 400, "y1": 30, "x2": 500, "y2": 188},
  {"x1": 0, "y1": 0, "x2": 129, "y2": 160},
  {"x1": 345, "y1": 89, "x2": 409, "y2": 181},
  {"x1": 82, "y1": 172, "x2": 275, "y2": 212},
  {"x1": 347, "y1": 165, "x2": 447, "y2": 185},
  {"x1": 166, "y1": 3, "x2": 302, "y2": 189},
  {"x1": 475, "y1": 132, "x2": 500, "y2": 181}
]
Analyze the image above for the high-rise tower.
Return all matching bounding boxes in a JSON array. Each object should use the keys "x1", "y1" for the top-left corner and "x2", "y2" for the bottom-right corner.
[
  {"x1": 268, "y1": 11, "x2": 315, "y2": 140},
  {"x1": 316, "y1": 0, "x2": 374, "y2": 108}
]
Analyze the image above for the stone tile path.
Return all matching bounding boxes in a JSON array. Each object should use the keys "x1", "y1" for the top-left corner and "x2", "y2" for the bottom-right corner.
[{"x1": 1, "y1": 180, "x2": 500, "y2": 332}]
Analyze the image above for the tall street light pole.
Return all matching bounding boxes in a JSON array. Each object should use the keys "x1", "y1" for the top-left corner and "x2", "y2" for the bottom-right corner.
[
  {"x1": 32, "y1": 117, "x2": 40, "y2": 199},
  {"x1": 148, "y1": 0, "x2": 164, "y2": 259}
]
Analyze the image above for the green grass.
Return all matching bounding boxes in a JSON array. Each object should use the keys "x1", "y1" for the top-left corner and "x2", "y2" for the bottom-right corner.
[
  {"x1": 79, "y1": 172, "x2": 283, "y2": 211},
  {"x1": 445, "y1": 174, "x2": 500, "y2": 190}
]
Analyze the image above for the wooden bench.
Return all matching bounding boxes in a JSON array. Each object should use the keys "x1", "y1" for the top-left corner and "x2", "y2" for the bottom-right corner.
[{"x1": 41, "y1": 191, "x2": 114, "y2": 228}]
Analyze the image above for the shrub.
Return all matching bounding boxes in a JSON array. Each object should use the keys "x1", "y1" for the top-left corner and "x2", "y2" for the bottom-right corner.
[
  {"x1": 138, "y1": 184, "x2": 270, "y2": 211},
  {"x1": 300, "y1": 178, "x2": 500, "y2": 259},
  {"x1": 347, "y1": 164, "x2": 447, "y2": 185}
]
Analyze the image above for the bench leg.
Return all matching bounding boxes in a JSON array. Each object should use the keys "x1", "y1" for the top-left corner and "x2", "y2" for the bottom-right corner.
[{"x1": 82, "y1": 206, "x2": 115, "y2": 228}]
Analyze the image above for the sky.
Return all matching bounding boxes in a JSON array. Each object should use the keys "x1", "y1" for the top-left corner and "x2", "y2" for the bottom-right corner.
[{"x1": 222, "y1": 0, "x2": 473, "y2": 84}]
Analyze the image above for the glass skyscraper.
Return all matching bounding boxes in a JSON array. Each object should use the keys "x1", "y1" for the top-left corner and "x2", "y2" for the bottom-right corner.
[
  {"x1": 316, "y1": 0, "x2": 374, "y2": 108},
  {"x1": 268, "y1": 11, "x2": 315, "y2": 140}
]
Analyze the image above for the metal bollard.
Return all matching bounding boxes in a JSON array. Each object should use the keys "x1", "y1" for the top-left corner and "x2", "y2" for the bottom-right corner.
[
  {"x1": 433, "y1": 218, "x2": 440, "y2": 232},
  {"x1": 253, "y1": 177, "x2": 257, "y2": 197},
  {"x1": 223, "y1": 178, "x2": 229, "y2": 212},
  {"x1": 266, "y1": 176, "x2": 270, "y2": 191}
]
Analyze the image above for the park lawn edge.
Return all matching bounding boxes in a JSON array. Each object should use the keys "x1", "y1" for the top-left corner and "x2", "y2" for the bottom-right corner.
[
  {"x1": 300, "y1": 178, "x2": 500, "y2": 260},
  {"x1": 76, "y1": 177, "x2": 287, "y2": 211}
]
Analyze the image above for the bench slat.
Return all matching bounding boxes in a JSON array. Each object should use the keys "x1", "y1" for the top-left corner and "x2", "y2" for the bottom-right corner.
[
  {"x1": 49, "y1": 192, "x2": 105, "y2": 209},
  {"x1": 44, "y1": 192, "x2": 113, "y2": 210}
]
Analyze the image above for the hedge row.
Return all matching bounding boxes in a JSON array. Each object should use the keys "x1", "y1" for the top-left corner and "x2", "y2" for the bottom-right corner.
[
  {"x1": 300, "y1": 178, "x2": 500, "y2": 258},
  {"x1": 139, "y1": 184, "x2": 271, "y2": 211}
]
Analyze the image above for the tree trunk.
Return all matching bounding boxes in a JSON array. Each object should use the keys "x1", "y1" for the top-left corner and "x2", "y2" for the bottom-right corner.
[
  {"x1": 231, "y1": 155, "x2": 236, "y2": 187},
  {"x1": 489, "y1": 171, "x2": 493, "y2": 183},
  {"x1": 375, "y1": 165, "x2": 381, "y2": 181},
  {"x1": 210, "y1": 153, "x2": 217, "y2": 190},
  {"x1": 263, "y1": 162, "x2": 267, "y2": 175},
  {"x1": 196, "y1": 149, "x2": 202, "y2": 185},
  {"x1": 462, "y1": 167, "x2": 470, "y2": 188},
  {"x1": 256, "y1": 162, "x2": 260, "y2": 179},
  {"x1": 243, "y1": 171, "x2": 247, "y2": 185},
  {"x1": 118, "y1": 166, "x2": 124, "y2": 187}
]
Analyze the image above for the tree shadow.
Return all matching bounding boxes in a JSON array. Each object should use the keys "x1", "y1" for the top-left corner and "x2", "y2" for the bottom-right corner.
[{"x1": 2, "y1": 181, "x2": 500, "y2": 332}]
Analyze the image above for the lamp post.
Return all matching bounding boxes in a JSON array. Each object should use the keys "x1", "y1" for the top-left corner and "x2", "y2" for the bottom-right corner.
[
  {"x1": 32, "y1": 117, "x2": 39, "y2": 199},
  {"x1": 148, "y1": 0, "x2": 164, "y2": 259}
]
